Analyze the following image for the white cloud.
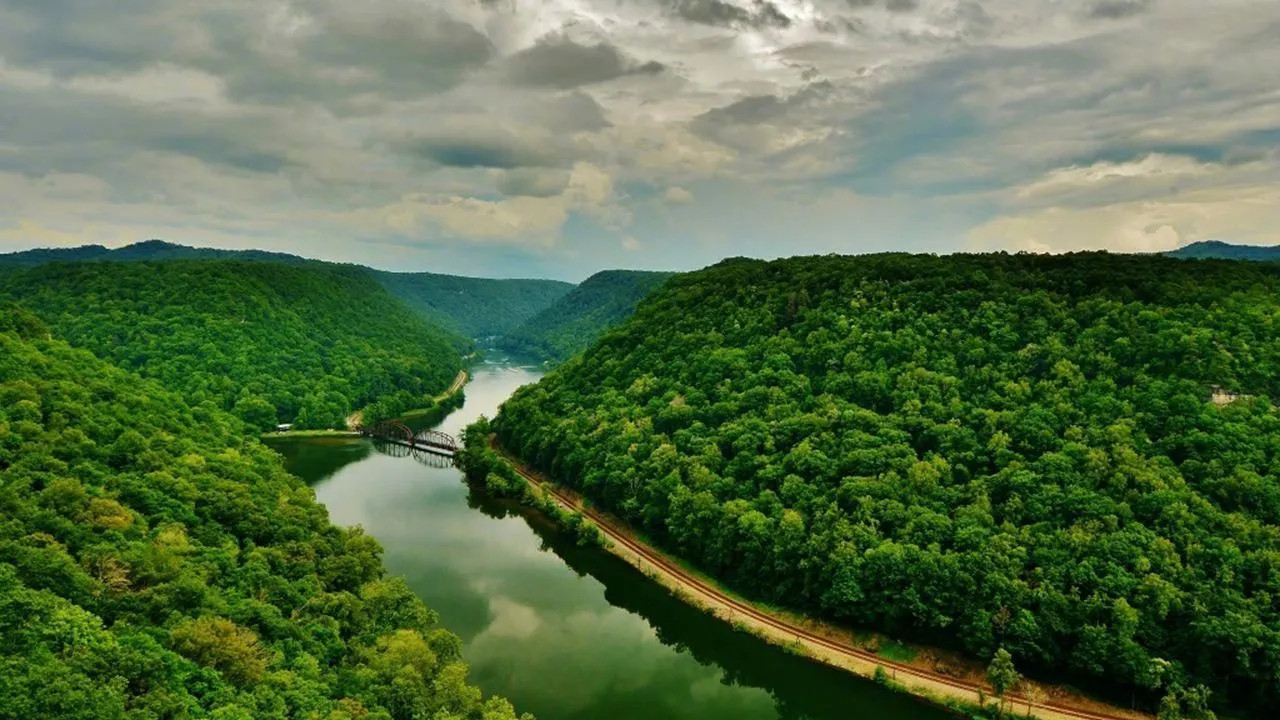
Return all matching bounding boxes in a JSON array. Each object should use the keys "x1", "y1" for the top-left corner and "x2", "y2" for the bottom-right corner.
[
  {"x1": 664, "y1": 186, "x2": 695, "y2": 203},
  {"x1": 1015, "y1": 154, "x2": 1221, "y2": 201},
  {"x1": 341, "y1": 162, "x2": 626, "y2": 244},
  {"x1": 967, "y1": 184, "x2": 1280, "y2": 254}
]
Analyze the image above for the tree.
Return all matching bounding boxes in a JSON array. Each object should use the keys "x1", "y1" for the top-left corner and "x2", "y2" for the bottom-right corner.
[
  {"x1": 232, "y1": 394, "x2": 278, "y2": 431},
  {"x1": 170, "y1": 617, "x2": 270, "y2": 686},
  {"x1": 988, "y1": 648, "x2": 1021, "y2": 713}
]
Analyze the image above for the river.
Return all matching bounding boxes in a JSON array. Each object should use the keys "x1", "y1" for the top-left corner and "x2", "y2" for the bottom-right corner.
[{"x1": 265, "y1": 360, "x2": 951, "y2": 720}]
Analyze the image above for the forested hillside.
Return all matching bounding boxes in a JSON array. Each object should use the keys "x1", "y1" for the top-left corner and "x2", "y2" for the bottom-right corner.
[
  {"x1": 500, "y1": 270, "x2": 673, "y2": 363},
  {"x1": 0, "y1": 305, "x2": 525, "y2": 719},
  {"x1": 0, "y1": 261, "x2": 462, "y2": 430},
  {"x1": 491, "y1": 253, "x2": 1280, "y2": 717},
  {"x1": 374, "y1": 271, "x2": 572, "y2": 339},
  {"x1": 0, "y1": 239, "x2": 575, "y2": 344}
]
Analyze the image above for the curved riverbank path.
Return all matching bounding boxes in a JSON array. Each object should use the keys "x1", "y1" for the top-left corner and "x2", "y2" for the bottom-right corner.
[
  {"x1": 491, "y1": 440, "x2": 1151, "y2": 720},
  {"x1": 438, "y1": 369, "x2": 469, "y2": 400}
]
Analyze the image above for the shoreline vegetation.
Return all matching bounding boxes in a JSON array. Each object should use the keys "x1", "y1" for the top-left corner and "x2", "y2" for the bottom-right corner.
[
  {"x1": 457, "y1": 426, "x2": 1151, "y2": 720},
  {"x1": 263, "y1": 369, "x2": 470, "y2": 440}
]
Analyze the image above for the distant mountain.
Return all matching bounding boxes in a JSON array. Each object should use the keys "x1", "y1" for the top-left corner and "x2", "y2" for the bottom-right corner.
[
  {"x1": 500, "y1": 269, "x2": 674, "y2": 363},
  {"x1": 0, "y1": 239, "x2": 309, "y2": 266},
  {"x1": 1164, "y1": 240, "x2": 1280, "y2": 261},
  {"x1": 0, "y1": 240, "x2": 575, "y2": 340},
  {"x1": 374, "y1": 271, "x2": 573, "y2": 340}
]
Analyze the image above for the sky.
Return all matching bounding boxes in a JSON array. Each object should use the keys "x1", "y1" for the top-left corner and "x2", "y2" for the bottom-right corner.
[{"x1": 1, "y1": 0, "x2": 1278, "y2": 281}]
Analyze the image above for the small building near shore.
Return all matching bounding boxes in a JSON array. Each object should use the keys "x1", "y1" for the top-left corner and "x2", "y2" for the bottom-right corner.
[
  {"x1": 275, "y1": 423, "x2": 294, "y2": 432},
  {"x1": 1211, "y1": 386, "x2": 1244, "y2": 406}
]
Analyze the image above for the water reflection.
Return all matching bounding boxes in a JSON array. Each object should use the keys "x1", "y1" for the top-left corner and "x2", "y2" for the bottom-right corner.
[
  {"x1": 266, "y1": 435, "x2": 371, "y2": 481},
  {"x1": 467, "y1": 489, "x2": 947, "y2": 720},
  {"x1": 369, "y1": 439, "x2": 457, "y2": 469}
]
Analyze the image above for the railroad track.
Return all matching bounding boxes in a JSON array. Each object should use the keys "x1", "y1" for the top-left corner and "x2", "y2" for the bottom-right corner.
[{"x1": 493, "y1": 444, "x2": 1146, "y2": 720}]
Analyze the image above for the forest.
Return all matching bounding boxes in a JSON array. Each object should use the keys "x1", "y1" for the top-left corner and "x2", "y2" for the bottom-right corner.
[
  {"x1": 373, "y1": 271, "x2": 572, "y2": 340},
  {"x1": 0, "y1": 304, "x2": 525, "y2": 719},
  {"x1": 500, "y1": 270, "x2": 674, "y2": 363},
  {"x1": 490, "y1": 252, "x2": 1280, "y2": 717},
  {"x1": 0, "y1": 239, "x2": 579, "y2": 344},
  {"x1": 0, "y1": 260, "x2": 462, "y2": 431}
]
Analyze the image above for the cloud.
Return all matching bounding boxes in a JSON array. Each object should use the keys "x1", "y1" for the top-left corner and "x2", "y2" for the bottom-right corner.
[
  {"x1": 497, "y1": 169, "x2": 572, "y2": 197},
  {"x1": 1, "y1": 1, "x2": 495, "y2": 106},
  {"x1": 393, "y1": 123, "x2": 561, "y2": 169},
  {"x1": 664, "y1": 186, "x2": 695, "y2": 203},
  {"x1": 968, "y1": 151, "x2": 1280, "y2": 254},
  {"x1": 967, "y1": 184, "x2": 1280, "y2": 254},
  {"x1": 1, "y1": 0, "x2": 1279, "y2": 279},
  {"x1": 502, "y1": 36, "x2": 664, "y2": 88},
  {"x1": 668, "y1": 1, "x2": 793, "y2": 30},
  {"x1": 1014, "y1": 154, "x2": 1225, "y2": 204},
  {"x1": 1087, "y1": 1, "x2": 1154, "y2": 20},
  {"x1": 346, "y1": 162, "x2": 626, "y2": 244}
]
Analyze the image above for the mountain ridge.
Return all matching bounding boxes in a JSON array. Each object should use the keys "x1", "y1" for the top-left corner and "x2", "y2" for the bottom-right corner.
[{"x1": 1164, "y1": 240, "x2": 1280, "y2": 261}]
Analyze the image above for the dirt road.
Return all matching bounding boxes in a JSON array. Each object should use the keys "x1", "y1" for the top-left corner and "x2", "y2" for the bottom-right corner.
[{"x1": 437, "y1": 369, "x2": 468, "y2": 400}]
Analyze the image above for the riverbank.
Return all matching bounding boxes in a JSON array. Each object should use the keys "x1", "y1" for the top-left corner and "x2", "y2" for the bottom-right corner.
[
  {"x1": 267, "y1": 369, "x2": 471, "y2": 439},
  {"x1": 386, "y1": 368, "x2": 470, "y2": 424},
  {"x1": 486, "y1": 440, "x2": 1152, "y2": 720},
  {"x1": 260, "y1": 429, "x2": 361, "y2": 439}
]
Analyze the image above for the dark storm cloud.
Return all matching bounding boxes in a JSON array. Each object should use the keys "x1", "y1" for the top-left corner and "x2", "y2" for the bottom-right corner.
[
  {"x1": 842, "y1": 0, "x2": 917, "y2": 10},
  {"x1": 668, "y1": 0, "x2": 793, "y2": 30},
  {"x1": 0, "y1": 84, "x2": 294, "y2": 177},
  {"x1": 394, "y1": 127, "x2": 560, "y2": 169},
  {"x1": 1088, "y1": 0, "x2": 1154, "y2": 20},
  {"x1": 0, "y1": 0, "x2": 494, "y2": 107},
  {"x1": 219, "y1": 3, "x2": 494, "y2": 105},
  {"x1": 0, "y1": 0, "x2": 178, "y2": 76},
  {"x1": 502, "y1": 37, "x2": 664, "y2": 89}
]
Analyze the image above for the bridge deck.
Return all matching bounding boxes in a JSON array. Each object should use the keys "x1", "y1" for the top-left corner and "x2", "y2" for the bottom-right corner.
[{"x1": 373, "y1": 437, "x2": 456, "y2": 457}]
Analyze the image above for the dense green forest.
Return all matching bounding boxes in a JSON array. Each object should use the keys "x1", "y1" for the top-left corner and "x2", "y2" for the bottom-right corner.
[
  {"x1": 0, "y1": 261, "x2": 462, "y2": 431},
  {"x1": 1164, "y1": 241, "x2": 1280, "y2": 262},
  {"x1": 490, "y1": 253, "x2": 1280, "y2": 717},
  {"x1": 500, "y1": 270, "x2": 673, "y2": 363},
  {"x1": 373, "y1": 271, "x2": 572, "y2": 340},
  {"x1": 0, "y1": 240, "x2": 576, "y2": 342},
  {"x1": 0, "y1": 305, "x2": 526, "y2": 719}
]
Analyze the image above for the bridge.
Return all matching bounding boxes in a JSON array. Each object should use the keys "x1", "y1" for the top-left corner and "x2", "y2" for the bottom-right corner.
[{"x1": 360, "y1": 421, "x2": 458, "y2": 458}]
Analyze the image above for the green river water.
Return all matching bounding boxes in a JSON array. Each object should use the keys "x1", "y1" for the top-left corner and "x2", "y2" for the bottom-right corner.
[{"x1": 266, "y1": 360, "x2": 951, "y2": 720}]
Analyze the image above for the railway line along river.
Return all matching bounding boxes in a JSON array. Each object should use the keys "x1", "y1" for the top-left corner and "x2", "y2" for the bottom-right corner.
[{"x1": 265, "y1": 359, "x2": 951, "y2": 720}]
